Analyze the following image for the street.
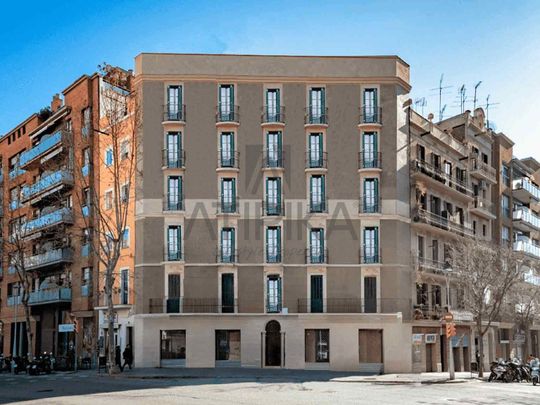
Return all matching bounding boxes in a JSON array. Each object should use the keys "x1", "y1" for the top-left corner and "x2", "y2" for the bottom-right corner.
[{"x1": 0, "y1": 371, "x2": 539, "y2": 404}]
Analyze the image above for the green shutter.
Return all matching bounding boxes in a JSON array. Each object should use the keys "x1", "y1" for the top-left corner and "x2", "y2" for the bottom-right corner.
[
  {"x1": 277, "y1": 177, "x2": 282, "y2": 207},
  {"x1": 373, "y1": 88, "x2": 378, "y2": 110},
  {"x1": 265, "y1": 89, "x2": 269, "y2": 112},
  {"x1": 321, "y1": 175, "x2": 326, "y2": 210},
  {"x1": 178, "y1": 226, "x2": 182, "y2": 257},
  {"x1": 374, "y1": 227, "x2": 379, "y2": 260},
  {"x1": 373, "y1": 133, "x2": 378, "y2": 155},
  {"x1": 320, "y1": 229, "x2": 325, "y2": 258},
  {"x1": 277, "y1": 131, "x2": 282, "y2": 163},
  {"x1": 230, "y1": 85, "x2": 234, "y2": 110},
  {"x1": 231, "y1": 228, "x2": 236, "y2": 255},
  {"x1": 265, "y1": 177, "x2": 269, "y2": 207},
  {"x1": 178, "y1": 86, "x2": 183, "y2": 113},
  {"x1": 232, "y1": 178, "x2": 236, "y2": 211},
  {"x1": 318, "y1": 134, "x2": 323, "y2": 161},
  {"x1": 179, "y1": 176, "x2": 183, "y2": 209},
  {"x1": 320, "y1": 88, "x2": 326, "y2": 112},
  {"x1": 309, "y1": 176, "x2": 314, "y2": 207},
  {"x1": 277, "y1": 276, "x2": 282, "y2": 308},
  {"x1": 309, "y1": 87, "x2": 313, "y2": 109},
  {"x1": 277, "y1": 226, "x2": 282, "y2": 260},
  {"x1": 276, "y1": 89, "x2": 281, "y2": 111}
]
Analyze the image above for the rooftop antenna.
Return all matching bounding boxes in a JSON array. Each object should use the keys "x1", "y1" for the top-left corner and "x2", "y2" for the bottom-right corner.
[
  {"x1": 473, "y1": 81, "x2": 482, "y2": 110},
  {"x1": 440, "y1": 104, "x2": 447, "y2": 120},
  {"x1": 482, "y1": 94, "x2": 500, "y2": 130},
  {"x1": 458, "y1": 84, "x2": 467, "y2": 113},
  {"x1": 414, "y1": 97, "x2": 427, "y2": 116},
  {"x1": 430, "y1": 74, "x2": 452, "y2": 122}
]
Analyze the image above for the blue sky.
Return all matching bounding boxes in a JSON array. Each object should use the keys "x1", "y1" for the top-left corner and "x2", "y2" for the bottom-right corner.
[{"x1": 1, "y1": 0, "x2": 539, "y2": 158}]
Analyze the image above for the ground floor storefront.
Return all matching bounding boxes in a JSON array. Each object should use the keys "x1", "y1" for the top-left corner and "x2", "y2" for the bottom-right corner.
[{"x1": 133, "y1": 313, "x2": 412, "y2": 372}]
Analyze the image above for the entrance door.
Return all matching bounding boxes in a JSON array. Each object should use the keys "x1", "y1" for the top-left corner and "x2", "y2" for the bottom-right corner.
[
  {"x1": 426, "y1": 344, "x2": 433, "y2": 372},
  {"x1": 265, "y1": 321, "x2": 281, "y2": 367}
]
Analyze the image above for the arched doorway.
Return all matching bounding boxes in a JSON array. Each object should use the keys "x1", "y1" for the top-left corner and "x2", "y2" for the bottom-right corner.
[{"x1": 265, "y1": 320, "x2": 281, "y2": 367}]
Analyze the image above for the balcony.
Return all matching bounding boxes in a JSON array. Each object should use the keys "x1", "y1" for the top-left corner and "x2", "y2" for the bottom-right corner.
[
  {"x1": 149, "y1": 298, "x2": 238, "y2": 314},
  {"x1": 163, "y1": 104, "x2": 186, "y2": 122},
  {"x1": 359, "y1": 196, "x2": 381, "y2": 214},
  {"x1": 217, "y1": 249, "x2": 238, "y2": 264},
  {"x1": 217, "y1": 198, "x2": 238, "y2": 215},
  {"x1": 470, "y1": 197, "x2": 496, "y2": 220},
  {"x1": 262, "y1": 151, "x2": 284, "y2": 169},
  {"x1": 309, "y1": 197, "x2": 327, "y2": 214},
  {"x1": 513, "y1": 178, "x2": 540, "y2": 203},
  {"x1": 163, "y1": 195, "x2": 184, "y2": 212},
  {"x1": 360, "y1": 251, "x2": 381, "y2": 264},
  {"x1": 9, "y1": 200, "x2": 21, "y2": 211},
  {"x1": 162, "y1": 149, "x2": 185, "y2": 169},
  {"x1": 266, "y1": 250, "x2": 282, "y2": 264},
  {"x1": 413, "y1": 304, "x2": 444, "y2": 321},
  {"x1": 19, "y1": 131, "x2": 64, "y2": 168},
  {"x1": 412, "y1": 208, "x2": 474, "y2": 238},
  {"x1": 514, "y1": 238, "x2": 540, "y2": 259},
  {"x1": 305, "y1": 248, "x2": 328, "y2": 264},
  {"x1": 470, "y1": 159, "x2": 497, "y2": 184},
  {"x1": 261, "y1": 106, "x2": 285, "y2": 124},
  {"x1": 411, "y1": 159, "x2": 472, "y2": 201},
  {"x1": 165, "y1": 248, "x2": 183, "y2": 262},
  {"x1": 359, "y1": 106, "x2": 382, "y2": 125},
  {"x1": 304, "y1": 107, "x2": 328, "y2": 125},
  {"x1": 24, "y1": 247, "x2": 74, "y2": 271},
  {"x1": 28, "y1": 287, "x2": 72, "y2": 306},
  {"x1": 23, "y1": 207, "x2": 73, "y2": 237},
  {"x1": 305, "y1": 152, "x2": 328, "y2": 169},
  {"x1": 21, "y1": 170, "x2": 74, "y2": 204},
  {"x1": 415, "y1": 255, "x2": 446, "y2": 273},
  {"x1": 513, "y1": 207, "x2": 540, "y2": 232},
  {"x1": 297, "y1": 298, "x2": 412, "y2": 315},
  {"x1": 9, "y1": 166, "x2": 26, "y2": 180},
  {"x1": 358, "y1": 152, "x2": 382, "y2": 171},
  {"x1": 262, "y1": 200, "x2": 284, "y2": 217},
  {"x1": 216, "y1": 105, "x2": 239, "y2": 124},
  {"x1": 217, "y1": 151, "x2": 240, "y2": 170}
]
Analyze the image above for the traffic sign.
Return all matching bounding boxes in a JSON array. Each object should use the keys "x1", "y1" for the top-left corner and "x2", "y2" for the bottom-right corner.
[{"x1": 59, "y1": 323, "x2": 75, "y2": 333}]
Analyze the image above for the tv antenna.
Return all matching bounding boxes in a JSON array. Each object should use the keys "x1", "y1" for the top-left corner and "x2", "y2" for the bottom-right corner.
[
  {"x1": 414, "y1": 97, "x2": 427, "y2": 116},
  {"x1": 430, "y1": 74, "x2": 452, "y2": 122},
  {"x1": 473, "y1": 81, "x2": 482, "y2": 110},
  {"x1": 440, "y1": 104, "x2": 447, "y2": 120},
  {"x1": 480, "y1": 94, "x2": 500, "y2": 130},
  {"x1": 458, "y1": 85, "x2": 467, "y2": 113}
]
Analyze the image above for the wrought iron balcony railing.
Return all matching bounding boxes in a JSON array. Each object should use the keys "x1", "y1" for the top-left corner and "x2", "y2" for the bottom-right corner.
[
  {"x1": 359, "y1": 106, "x2": 382, "y2": 125},
  {"x1": 162, "y1": 149, "x2": 186, "y2": 169},
  {"x1": 261, "y1": 106, "x2": 285, "y2": 124}
]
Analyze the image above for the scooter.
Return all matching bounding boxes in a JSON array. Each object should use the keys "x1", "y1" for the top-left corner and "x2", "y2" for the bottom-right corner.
[{"x1": 530, "y1": 358, "x2": 539, "y2": 386}]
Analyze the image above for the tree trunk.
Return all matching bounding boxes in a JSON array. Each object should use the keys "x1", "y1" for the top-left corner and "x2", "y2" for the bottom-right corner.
[
  {"x1": 106, "y1": 267, "x2": 118, "y2": 375},
  {"x1": 21, "y1": 278, "x2": 34, "y2": 360},
  {"x1": 477, "y1": 317, "x2": 484, "y2": 378}
]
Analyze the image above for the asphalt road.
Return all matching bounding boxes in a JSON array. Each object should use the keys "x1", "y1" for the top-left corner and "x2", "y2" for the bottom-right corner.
[{"x1": 0, "y1": 371, "x2": 539, "y2": 404}]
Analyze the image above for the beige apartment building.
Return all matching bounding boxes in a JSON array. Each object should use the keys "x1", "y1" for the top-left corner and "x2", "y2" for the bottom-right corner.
[{"x1": 130, "y1": 53, "x2": 540, "y2": 373}]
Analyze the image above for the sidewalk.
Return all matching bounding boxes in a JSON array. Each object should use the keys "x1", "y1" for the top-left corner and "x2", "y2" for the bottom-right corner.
[{"x1": 107, "y1": 367, "x2": 478, "y2": 384}]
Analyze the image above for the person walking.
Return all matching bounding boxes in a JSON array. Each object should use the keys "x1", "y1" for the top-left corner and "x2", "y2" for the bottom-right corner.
[{"x1": 122, "y1": 344, "x2": 133, "y2": 371}]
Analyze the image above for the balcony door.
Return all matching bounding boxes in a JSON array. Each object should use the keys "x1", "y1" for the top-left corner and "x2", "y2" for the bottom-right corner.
[
  {"x1": 309, "y1": 175, "x2": 325, "y2": 212},
  {"x1": 221, "y1": 273, "x2": 235, "y2": 313},
  {"x1": 167, "y1": 274, "x2": 181, "y2": 313},
  {"x1": 166, "y1": 132, "x2": 182, "y2": 167},
  {"x1": 266, "y1": 89, "x2": 280, "y2": 121},
  {"x1": 167, "y1": 86, "x2": 182, "y2": 119},
  {"x1": 309, "y1": 88, "x2": 325, "y2": 121},
  {"x1": 364, "y1": 276, "x2": 377, "y2": 313},
  {"x1": 266, "y1": 275, "x2": 282, "y2": 313},
  {"x1": 220, "y1": 132, "x2": 234, "y2": 167},
  {"x1": 266, "y1": 131, "x2": 282, "y2": 167},
  {"x1": 363, "y1": 88, "x2": 378, "y2": 122},
  {"x1": 308, "y1": 133, "x2": 323, "y2": 167},
  {"x1": 219, "y1": 85, "x2": 234, "y2": 120},
  {"x1": 310, "y1": 275, "x2": 324, "y2": 313},
  {"x1": 266, "y1": 177, "x2": 281, "y2": 215},
  {"x1": 362, "y1": 132, "x2": 378, "y2": 168},
  {"x1": 220, "y1": 228, "x2": 235, "y2": 263}
]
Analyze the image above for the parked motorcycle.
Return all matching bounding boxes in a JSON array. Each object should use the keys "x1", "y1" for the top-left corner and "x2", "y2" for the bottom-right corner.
[
  {"x1": 488, "y1": 360, "x2": 513, "y2": 383},
  {"x1": 11, "y1": 355, "x2": 28, "y2": 374},
  {"x1": 0, "y1": 354, "x2": 11, "y2": 373},
  {"x1": 530, "y1": 358, "x2": 540, "y2": 386},
  {"x1": 27, "y1": 352, "x2": 53, "y2": 375}
]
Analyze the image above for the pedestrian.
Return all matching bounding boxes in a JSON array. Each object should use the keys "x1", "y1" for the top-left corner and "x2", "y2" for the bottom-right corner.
[
  {"x1": 122, "y1": 344, "x2": 133, "y2": 370},
  {"x1": 115, "y1": 346, "x2": 122, "y2": 371}
]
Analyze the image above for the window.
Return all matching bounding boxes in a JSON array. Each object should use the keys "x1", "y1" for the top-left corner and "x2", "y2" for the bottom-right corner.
[
  {"x1": 215, "y1": 330, "x2": 240, "y2": 361},
  {"x1": 166, "y1": 132, "x2": 182, "y2": 168},
  {"x1": 219, "y1": 132, "x2": 235, "y2": 167},
  {"x1": 120, "y1": 140, "x2": 129, "y2": 160},
  {"x1": 265, "y1": 177, "x2": 282, "y2": 215},
  {"x1": 416, "y1": 283, "x2": 428, "y2": 306},
  {"x1": 363, "y1": 178, "x2": 379, "y2": 213},
  {"x1": 309, "y1": 175, "x2": 326, "y2": 213},
  {"x1": 104, "y1": 190, "x2": 113, "y2": 210},
  {"x1": 432, "y1": 239, "x2": 439, "y2": 262},
  {"x1": 308, "y1": 133, "x2": 324, "y2": 168},
  {"x1": 308, "y1": 87, "x2": 325, "y2": 124},
  {"x1": 266, "y1": 275, "x2": 282, "y2": 313},
  {"x1": 167, "y1": 85, "x2": 183, "y2": 120},
  {"x1": 265, "y1": 89, "x2": 281, "y2": 121},
  {"x1": 502, "y1": 226, "x2": 510, "y2": 242},
  {"x1": 221, "y1": 274, "x2": 235, "y2": 313},
  {"x1": 120, "y1": 269, "x2": 129, "y2": 305},
  {"x1": 218, "y1": 85, "x2": 234, "y2": 121},
  {"x1": 167, "y1": 274, "x2": 182, "y2": 313},
  {"x1": 482, "y1": 224, "x2": 487, "y2": 237},
  {"x1": 120, "y1": 183, "x2": 129, "y2": 203},
  {"x1": 266, "y1": 226, "x2": 281, "y2": 263},
  {"x1": 10, "y1": 187, "x2": 20, "y2": 211},
  {"x1": 502, "y1": 164, "x2": 510, "y2": 187},
  {"x1": 309, "y1": 228, "x2": 325, "y2": 264},
  {"x1": 431, "y1": 285, "x2": 442, "y2": 307},
  {"x1": 167, "y1": 176, "x2": 183, "y2": 210},
  {"x1": 105, "y1": 147, "x2": 113, "y2": 167},
  {"x1": 417, "y1": 236, "x2": 425, "y2": 259},
  {"x1": 82, "y1": 267, "x2": 92, "y2": 297},
  {"x1": 220, "y1": 178, "x2": 236, "y2": 213},
  {"x1": 361, "y1": 132, "x2": 378, "y2": 168},
  {"x1": 220, "y1": 228, "x2": 236, "y2": 263},
  {"x1": 305, "y1": 329, "x2": 329, "y2": 363},
  {"x1": 362, "y1": 88, "x2": 379, "y2": 123},
  {"x1": 310, "y1": 275, "x2": 324, "y2": 313},
  {"x1": 362, "y1": 227, "x2": 379, "y2": 263},
  {"x1": 82, "y1": 108, "x2": 91, "y2": 137},
  {"x1": 161, "y1": 330, "x2": 186, "y2": 365},
  {"x1": 501, "y1": 195, "x2": 510, "y2": 218},
  {"x1": 265, "y1": 131, "x2": 282, "y2": 167},
  {"x1": 364, "y1": 276, "x2": 377, "y2": 313},
  {"x1": 82, "y1": 148, "x2": 90, "y2": 176},
  {"x1": 167, "y1": 225, "x2": 182, "y2": 261},
  {"x1": 122, "y1": 228, "x2": 130, "y2": 248}
]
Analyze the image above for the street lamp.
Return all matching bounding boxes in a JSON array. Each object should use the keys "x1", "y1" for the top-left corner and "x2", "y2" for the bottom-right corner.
[{"x1": 443, "y1": 263, "x2": 455, "y2": 380}]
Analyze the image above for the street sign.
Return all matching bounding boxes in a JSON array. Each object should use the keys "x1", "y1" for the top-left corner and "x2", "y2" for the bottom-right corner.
[
  {"x1": 59, "y1": 323, "x2": 75, "y2": 333},
  {"x1": 443, "y1": 313, "x2": 454, "y2": 322},
  {"x1": 412, "y1": 334, "x2": 424, "y2": 344}
]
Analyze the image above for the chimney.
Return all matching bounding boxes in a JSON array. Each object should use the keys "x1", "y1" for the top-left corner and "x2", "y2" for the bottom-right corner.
[{"x1": 51, "y1": 94, "x2": 62, "y2": 112}]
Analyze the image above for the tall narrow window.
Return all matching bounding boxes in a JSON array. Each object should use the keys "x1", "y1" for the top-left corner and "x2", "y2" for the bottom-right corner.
[
  {"x1": 309, "y1": 175, "x2": 326, "y2": 213},
  {"x1": 309, "y1": 228, "x2": 325, "y2": 264},
  {"x1": 308, "y1": 87, "x2": 325, "y2": 124},
  {"x1": 266, "y1": 226, "x2": 281, "y2": 263},
  {"x1": 167, "y1": 274, "x2": 181, "y2": 313},
  {"x1": 363, "y1": 178, "x2": 379, "y2": 213},
  {"x1": 266, "y1": 131, "x2": 282, "y2": 167},
  {"x1": 167, "y1": 86, "x2": 182, "y2": 120},
  {"x1": 220, "y1": 228, "x2": 236, "y2": 263},
  {"x1": 120, "y1": 269, "x2": 129, "y2": 305},
  {"x1": 105, "y1": 147, "x2": 113, "y2": 167},
  {"x1": 361, "y1": 132, "x2": 378, "y2": 168},
  {"x1": 310, "y1": 275, "x2": 324, "y2": 313},
  {"x1": 266, "y1": 89, "x2": 281, "y2": 122},
  {"x1": 221, "y1": 273, "x2": 235, "y2": 313},
  {"x1": 308, "y1": 133, "x2": 324, "y2": 168},
  {"x1": 363, "y1": 88, "x2": 378, "y2": 123},
  {"x1": 82, "y1": 108, "x2": 91, "y2": 137},
  {"x1": 266, "y1": 275, "x2": 282, "y2": 313},
  {"x1": 219, "y1": 132, "x2": 235, "y2": 167},
  {"x1": 219, "y1": 85, "x2": 234, "y2": 121},
  {"x1": 220, "y1": 178, "x2": 236, "y2": 213},
  {"x1": 417, "y1": 236, "x2": 425, "y2": 259},
  {"x1": 363, "y1": 227, "x2": 379, "y2": 263},
  {"x1": 364, "y1": 276, "x2": 377, "y2": 313},
  {"x1": 167, "y1": 176, "x2": 183, "y2": 211},
  {"x1": 166, "y1": 132, "x2": 183, "y2": 168},
  {"x1": 167, "y1": 225, "x2": 182, "y2": 261},
  {"x1": 265, "y1": 177, "x2": 282, "y2": 215}
]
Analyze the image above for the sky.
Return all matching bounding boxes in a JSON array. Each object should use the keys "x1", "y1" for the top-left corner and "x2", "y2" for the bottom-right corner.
[{"x1": 1, "y1": 0, "x2": 539, "y2": 159}]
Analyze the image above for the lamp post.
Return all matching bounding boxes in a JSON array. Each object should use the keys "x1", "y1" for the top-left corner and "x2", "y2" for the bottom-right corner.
[{"x1": 443, "y1": 263, "x2": 455, "y2": 380}]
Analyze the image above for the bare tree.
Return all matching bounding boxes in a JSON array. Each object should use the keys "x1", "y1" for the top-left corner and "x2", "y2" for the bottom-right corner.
[
  {"x1": 449, "y1": 237, "x2": 525, "y2": 377},
  {"x1": 73, "y1": 64, "x2": 137, "y2": 374}
]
